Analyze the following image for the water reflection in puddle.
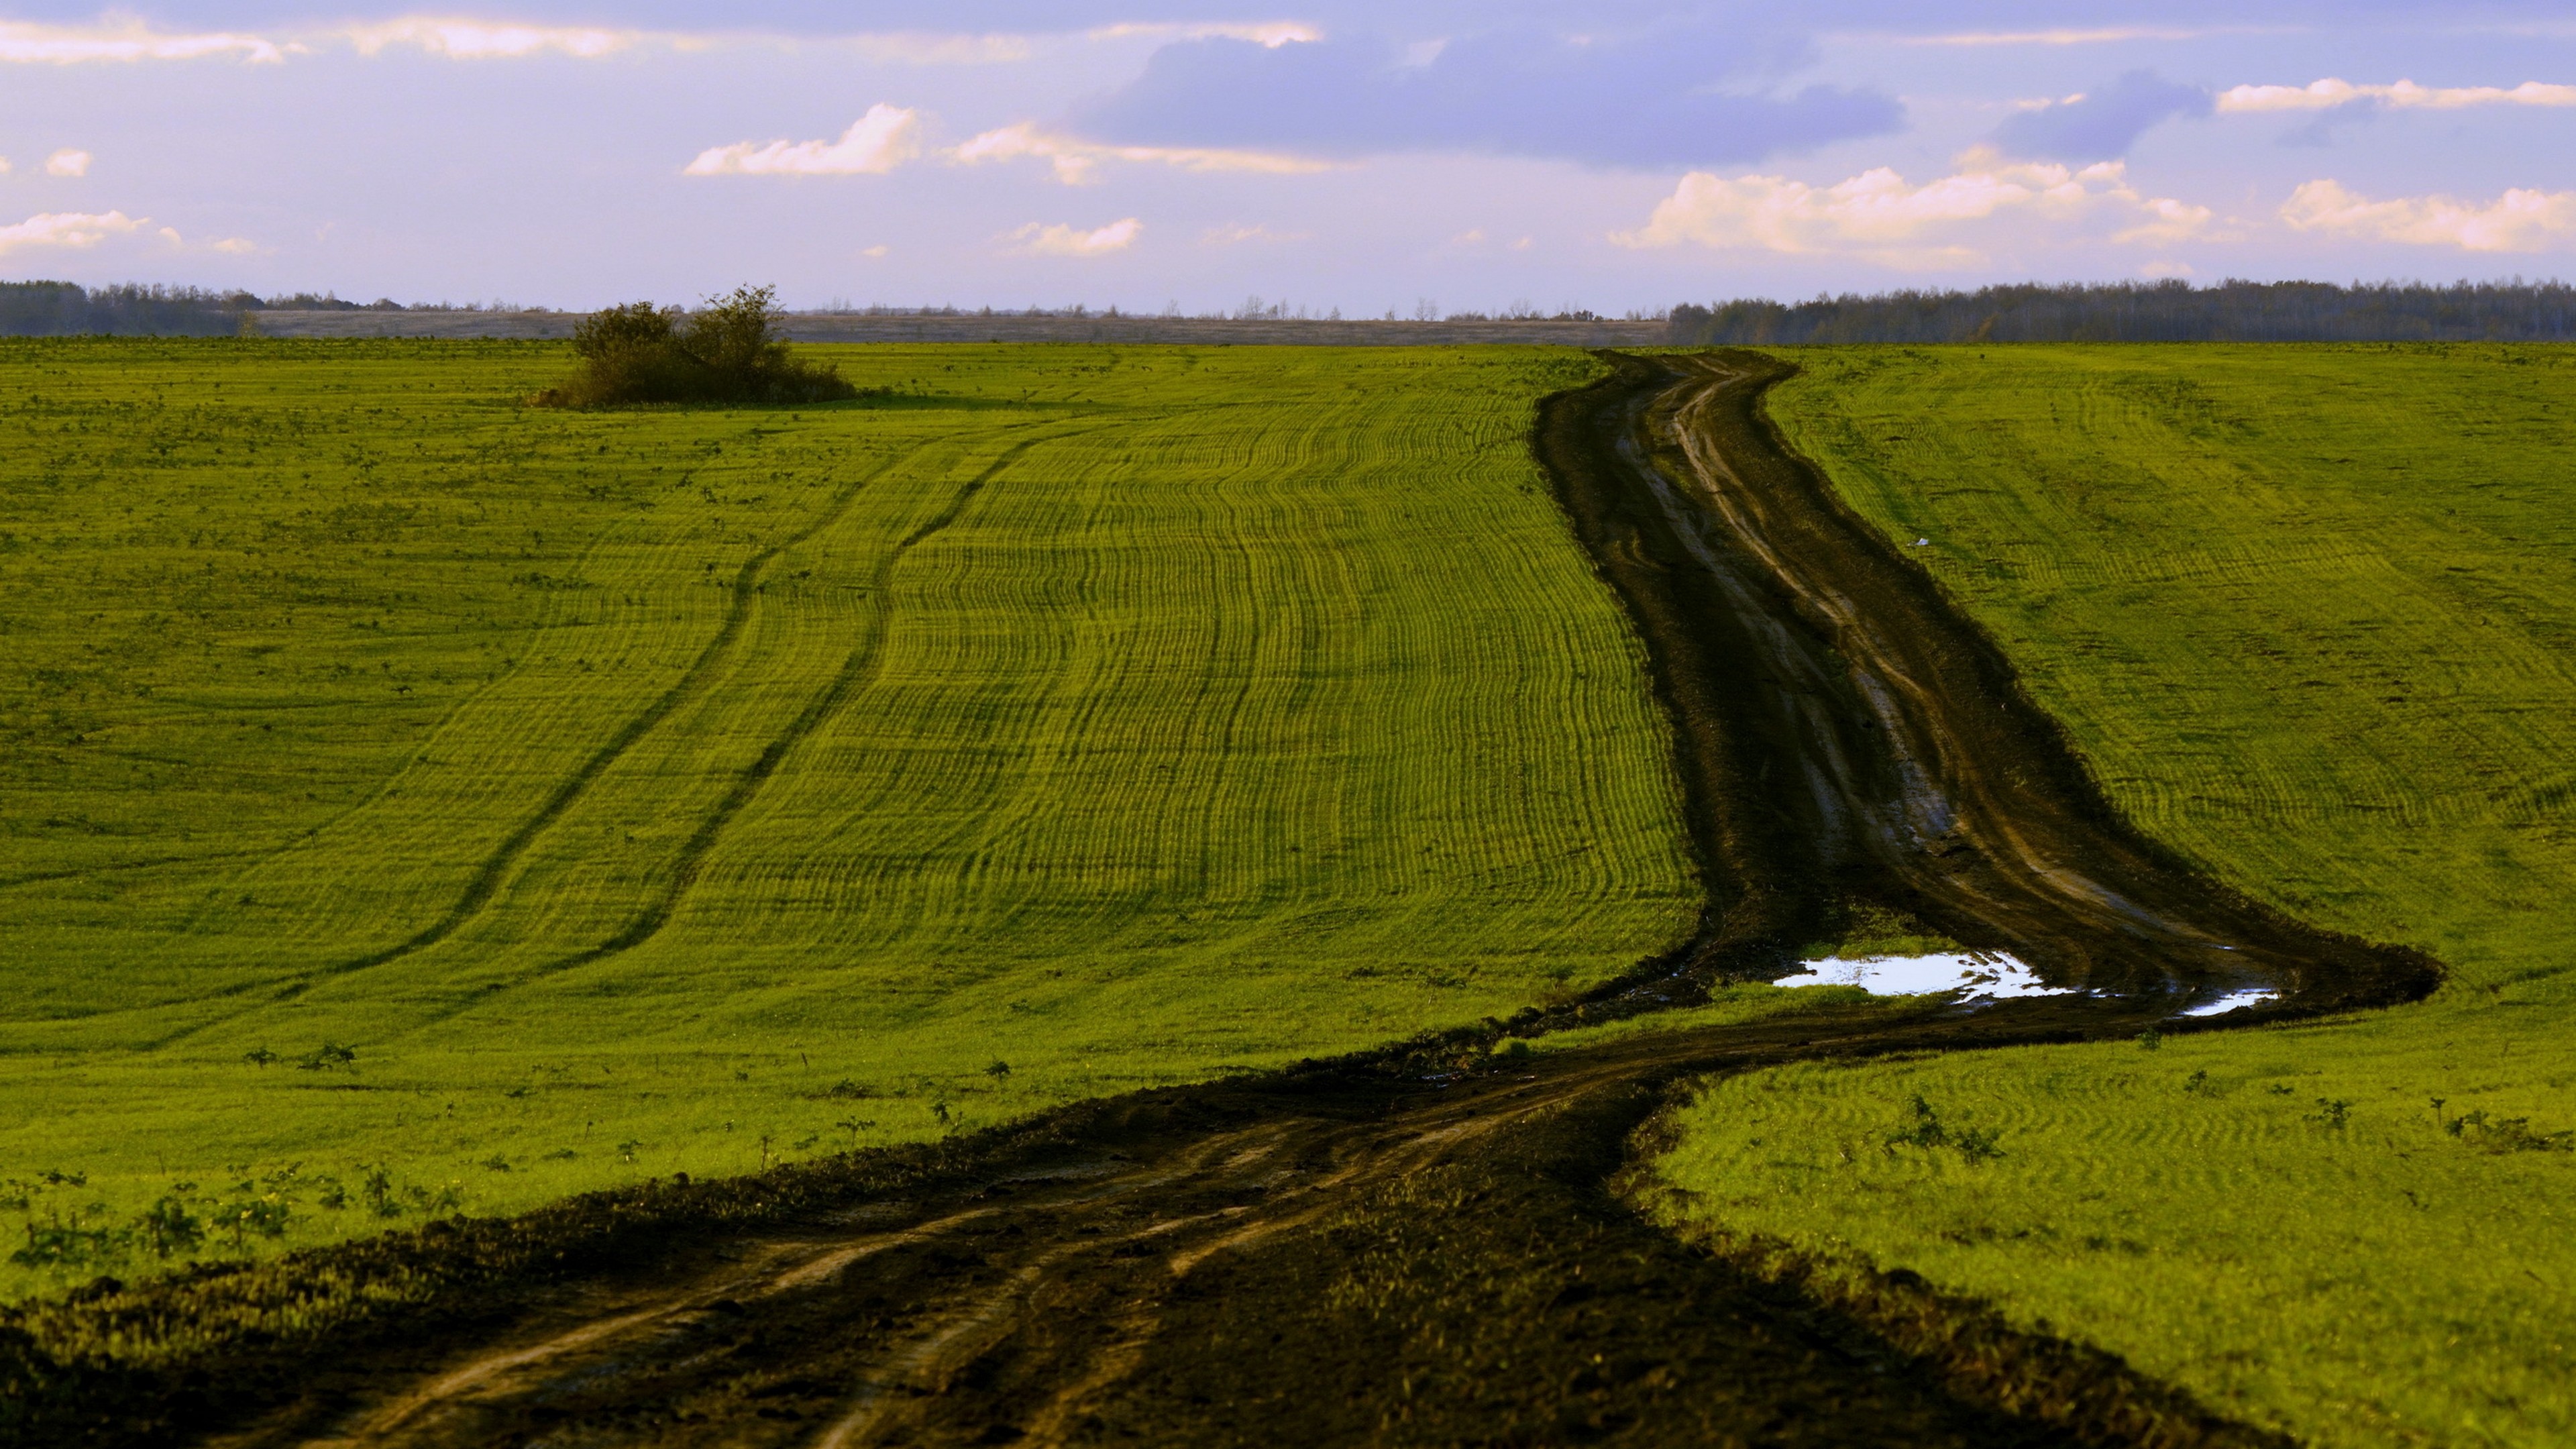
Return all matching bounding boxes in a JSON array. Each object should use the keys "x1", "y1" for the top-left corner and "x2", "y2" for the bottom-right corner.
[
  {"x1": 1772, "y1": 951, "x2": 2076, "y2": 1001},
  {"x1": 2178, "y1": 987, "x2": 2280, "y2": 1016}
]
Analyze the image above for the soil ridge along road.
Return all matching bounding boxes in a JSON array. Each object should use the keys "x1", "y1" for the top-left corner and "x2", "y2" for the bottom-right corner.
[{"x1": 25, "y1": 352, "x2": 2431, "y2": 1448}]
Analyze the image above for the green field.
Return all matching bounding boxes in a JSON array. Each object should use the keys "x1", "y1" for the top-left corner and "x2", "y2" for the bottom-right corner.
[
  {"x1": 0, "y1": 339, "x2": 1699, "y2": 1297},
  {"x1": 1652, "y1": 345, "x2": 2576, "y2": 1448}
]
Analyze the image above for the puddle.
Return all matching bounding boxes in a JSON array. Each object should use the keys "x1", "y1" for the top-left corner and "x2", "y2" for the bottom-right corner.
[
  {"x1": 2177, "y1": 987, "x2": 2280, "y2": 1017},
  {"x1": 1773, "y1": 951, "x2": 2076, "y2": 1002}
]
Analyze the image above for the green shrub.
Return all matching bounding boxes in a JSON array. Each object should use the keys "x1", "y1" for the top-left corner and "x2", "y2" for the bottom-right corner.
[{"x1": 535, "y1": 284, "x2": 858, "y2": 408}]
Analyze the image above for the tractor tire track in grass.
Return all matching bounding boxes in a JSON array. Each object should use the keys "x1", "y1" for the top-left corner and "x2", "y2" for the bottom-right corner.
[
  {"x1": 38, "y1": 355, "x2": 2439, "y2": 1448},
  {"x1": 517, "y1": 427, "x2": 1079, "y2": 983},
  {"x1": 241, "y1": 427, "x2": 1051, "y2": 1007}
]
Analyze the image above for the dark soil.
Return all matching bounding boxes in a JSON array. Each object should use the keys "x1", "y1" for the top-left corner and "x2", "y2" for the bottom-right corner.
[
  {"x1": 1540, "y1": 348, "x2": 2438, "y2": 1012},
  {"x1": 8, "y1": 349, "x2": 2432, "y2": 1449}
]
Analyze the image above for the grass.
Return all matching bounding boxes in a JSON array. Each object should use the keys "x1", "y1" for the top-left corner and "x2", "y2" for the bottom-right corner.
[
  {"x1": 1650, "y1": 343, "x2": 2576, "y2": 1448},
  {"x1": 0, "y1": 337, "x2": 1697, "y2": 1300}
]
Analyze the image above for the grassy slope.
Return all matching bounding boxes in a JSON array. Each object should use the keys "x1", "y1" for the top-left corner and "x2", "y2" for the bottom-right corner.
[
  {"x1": 1652, "y1": 344, "x2": 2576, "y2": 1448},
  {"x1": 0, "y1": 339, "x2": 1697, "y2": 1297}
]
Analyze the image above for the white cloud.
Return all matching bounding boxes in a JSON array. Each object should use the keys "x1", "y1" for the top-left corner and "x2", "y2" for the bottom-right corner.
[
  {"x1": 0, "y1": 17, "x2": 1246, "y2": 68},
  {"x1": 1004, "y1": 217, "x2": 1142, "y2": 256},
  {"x1": 2140, "y1": 260, "x2": 2196, "y2": 278},
  {"x1": 2218, "y1": 78, "x2": 2576, "y2": 112},
  {"x1": 336, "y1": 21, "x2": 1036, "y2": 65},
  {"x1": 339, "y1": 19, "x2": 1038, "y2": 64},
  {"x1": 44, "y1": 149, "x2": 90, "y2": 177},
  {"x1": 951, "y1": 123, "x2": 1329, "y2": 184},
  {"x1": 685, "y1": 105, "x2": 924, "y2": 176},
  {"x1": 1087, "y1": 21, "x2": 1322, "y2": 48},
  {"x1": 148, "y1": 225, "x2": 258, "y2": 254},
  {"x1": 1613, "y1": 156, "x2": 2216, "y2": 265},
  {"x1": 345, "y1": 18, "x2": 632, "y2": 58},
  {"x1": 859, "y1": 244, "x2": 890, "y2": 258},
  {"x1": 0, "y1": 209, "x2": 147, "y2": 254},
  {"x1": 2280, "y1": 180, "x2": 2576, "y2": 251},
  {"x1": 0, "y1": 19, "x2": 282, "y2": 64},
  {"x1": 1202, "y1": 222, "x2": 1309, "y2": 245}
]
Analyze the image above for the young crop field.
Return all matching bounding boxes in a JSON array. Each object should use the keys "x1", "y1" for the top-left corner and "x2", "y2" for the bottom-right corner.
[
  {"x1": 1652, "y1": 344, "x2": 2576, "y2": 1448},
  {"x1": 0, "y1": 338, "x2": 1699, "y2": 1299}
]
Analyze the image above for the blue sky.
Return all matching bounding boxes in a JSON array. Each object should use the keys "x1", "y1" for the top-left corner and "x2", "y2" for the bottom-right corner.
[{"x1": 2, "y1": 2, "x2": 2573, "y2": 311}]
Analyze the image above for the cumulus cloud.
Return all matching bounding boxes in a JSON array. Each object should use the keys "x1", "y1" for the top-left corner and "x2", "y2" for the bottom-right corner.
[
  {"x1": 2280, "y1": 180, "x2": 2576, "y2": 250},
  {"x1": 44, "y1": 149, "x2": 91, "y2": 177},
  {"x1": 1991, "y1": 72, "x2": 2211, "y2": 160},
  {"x1": 1614, "y1": 157, "x2": 2216, "y2": 266},
  {"x1": 1069, "y1": 29, "x2": 1901, "y2": 169},
  {"x1": 0, "y1": 19, "x2": 281, "y2": 64},
  {"x1": 2220, "y1": 78, "x2": 2576, "y2": 111},
  {"x1": 0, "y1": 209, "x2": 147, "y2": 254},
  {"x1": 1005, "y1": 217, "x2": 1142, "y2": 256},
  {"x1": 952, "y1": 123, "x2": 1330, "y2": 183},
  {"x1": 345, "y1": 18, "x2": 633, "y2": 58},
  {"x1": 685, "y1": 105, "x2": 924, "y2": 176}
]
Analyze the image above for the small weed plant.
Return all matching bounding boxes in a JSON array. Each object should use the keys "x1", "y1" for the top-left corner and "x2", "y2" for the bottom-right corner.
[
  {"x1": 2444, "y1": 1109, "x2": 2574, "y2": 1153},
  {"x1": 1884, "y1": 1095, "x2": 2003, "y2": 1163}
]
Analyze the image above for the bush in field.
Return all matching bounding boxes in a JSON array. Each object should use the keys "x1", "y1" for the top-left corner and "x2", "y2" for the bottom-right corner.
[{"x1": 537, "y1": 284, "x2": 859, "y2": 408}]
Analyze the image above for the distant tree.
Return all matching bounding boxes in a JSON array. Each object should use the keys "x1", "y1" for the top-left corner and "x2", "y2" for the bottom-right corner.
[{"x1": 536, "y1": 284, "x2": 859, "y2": 407}]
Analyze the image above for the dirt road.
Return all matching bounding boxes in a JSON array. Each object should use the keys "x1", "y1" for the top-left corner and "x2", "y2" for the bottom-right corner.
[
  {"x1": 66, "y1": 350, "x2": 2428, "y2": 1448},
  {"x1": 205, "y1": 1000, "x2": 2188, "y2": 1449}
]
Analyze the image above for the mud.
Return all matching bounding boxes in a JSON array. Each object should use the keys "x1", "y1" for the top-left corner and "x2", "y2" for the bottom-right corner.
[
  {"x1": 19, "y1": 351, "x2": 2436, "y2": 1448},
  {"x1": 1541, "y1": 349, "x2": 2438, "y2": 1014},
  {"x1": 180, "y1": 1000, "x2": 2220, "y2": 1449}
]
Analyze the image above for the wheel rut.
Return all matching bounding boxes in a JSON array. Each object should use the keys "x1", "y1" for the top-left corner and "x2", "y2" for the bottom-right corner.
[
  {"x1": 506, "y1": 423, "x2": 1083, "y2": 987},
  {"x1": 156, "y1": 421, "x2": 1088, "y2": 1053},
  {"x1": 152, "y1": 354, "x2": 2439, "y2": 1449}
]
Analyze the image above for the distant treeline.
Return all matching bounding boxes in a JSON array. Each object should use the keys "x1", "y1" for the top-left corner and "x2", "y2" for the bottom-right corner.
[
  {"x1": 1669, "y1": 280, "x2": 2576, "y2": 345},
  {"x1": 0, "y1": 282, "x2": 254, "y2": 337},
  {"x1": 0, "y1": 281, "x2": 541, "y2": 336}
]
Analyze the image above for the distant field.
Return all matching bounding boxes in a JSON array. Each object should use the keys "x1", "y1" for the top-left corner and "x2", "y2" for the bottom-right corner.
[
  {"x1": 1654, "y1": 345, "x2": 2576, "y2": 1448},
  {"x1": 0, "y1": 339, "x2": 1697, "y2": 1297}
]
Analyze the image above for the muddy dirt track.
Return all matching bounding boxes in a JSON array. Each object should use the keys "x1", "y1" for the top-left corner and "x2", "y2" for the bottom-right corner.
[{"x1": 96, "y1": 351, "x2": 2434, "y2": 1449}]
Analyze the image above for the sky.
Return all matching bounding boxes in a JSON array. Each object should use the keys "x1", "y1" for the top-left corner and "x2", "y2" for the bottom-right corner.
[{"x1": 2, "y1": 1, "x2": 2573, "y2": 313}]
